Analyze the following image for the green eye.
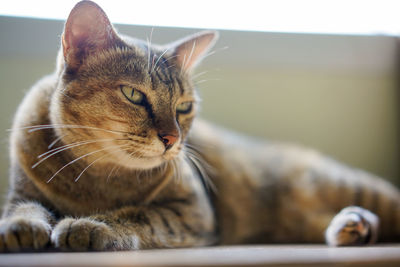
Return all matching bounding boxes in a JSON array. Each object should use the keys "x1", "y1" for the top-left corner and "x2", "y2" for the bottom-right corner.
[
  {"x1": 120, "y1": 85, "x2": 145, "y2": 105},
  {"x1": 176, "y1": 101, "x2": 193, "y2": 114}
]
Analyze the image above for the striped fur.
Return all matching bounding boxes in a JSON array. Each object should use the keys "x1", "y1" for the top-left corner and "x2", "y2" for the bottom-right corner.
[{"x1": 0, "y1": 1, "x2": 399, "y2": 252}]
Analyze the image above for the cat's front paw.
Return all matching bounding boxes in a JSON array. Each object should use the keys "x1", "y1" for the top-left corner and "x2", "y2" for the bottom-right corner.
[
  {"x1": 325, "y1": 206, "x2": 379, "y2": 246},
  {"x1": 0, "y1": 217, "x2": 51, "y2": 252},
  {"x1": 51, "y1": 218, "x2": 123, "y2": 251}
]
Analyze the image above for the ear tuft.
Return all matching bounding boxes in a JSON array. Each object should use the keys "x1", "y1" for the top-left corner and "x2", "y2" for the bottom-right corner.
[
  {"x1": 172, "y1": 31, "x2": 219, "y2": 72},
  {"x1": 62, "y1": 0, "x2": 121, "y2": 71}
]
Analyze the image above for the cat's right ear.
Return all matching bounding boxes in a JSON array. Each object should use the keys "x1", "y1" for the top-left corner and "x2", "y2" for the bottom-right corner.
[
  {"x1": 171, "y1": 31, "x2": 219, "y2": 73},
  {"x1": 62, "y1": 0, "x2": 121, "y2": 72}
]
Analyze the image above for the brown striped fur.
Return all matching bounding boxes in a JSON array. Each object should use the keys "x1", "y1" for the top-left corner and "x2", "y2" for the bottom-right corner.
[
  {"x1": 189, "y1": 121, "x2": 399, "y2": 244},
  {"x1": 0, "y1": 1, "x2": 399, "y2": 252}
]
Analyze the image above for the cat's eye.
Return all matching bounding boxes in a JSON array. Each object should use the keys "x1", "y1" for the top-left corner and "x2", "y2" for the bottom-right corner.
[
  {"x1": 120, "y1": 85, "x2": 145, "y2": 105},
  {"x1": 176, "y1": 101, "x2": 193, "y2": 114}
]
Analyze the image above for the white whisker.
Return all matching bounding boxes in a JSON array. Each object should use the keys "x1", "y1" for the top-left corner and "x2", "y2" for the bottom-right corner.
[
  {"x1": 187, "y1": 154, "x2": 216, "y2": 193},
  {"x1": 48, "y1": 134, "x2": 65, "y2": 149},
  {"x1": 151, "y1": 47, "x2": 170, "y2": 74},
  {"x1": 47, "y1": 144, "x2": 130, "y2": 183},
  {"x1": 171, "y1": 159, "x2": 177, "y2": 183},
  {"x1": 180, "y1": 53, "x2": 187, "y2": 75},
  {"x1": 194, "y1": 78, "x2": 220, "y2": 86},
  {"x1": 183, "y1": 40, "x2": 196, "y2": 73},
  {"x1": 13, "y1": 124, "x2": 127, "y2": 135},
  {"x1": 151, "y1": 54, "x2": 157, "y2": 71},
  {"x1": 107, "y1": 150, "x2": 138, "y2": 182},
  {"x1": 172, "y1": 158, "x2": 182, "y2": 184},
  {"x1": 166, "y1": 64, "x2": 176, "y2": 70},
  {"x1": 33, "y1": 138, "x2": 121, "y2": 169},
  {"x1": 163, "y1": 54, "x2": 178, "y2": 62},
  {"x1": 202, "y1": 46, "x2": 229, "y2": 62},
  {"x1": 184, "y1": 146, "x2": 217, "y2": 193},
  {"x1": 186, "y1": 147, "x2": 215, "y2": 173},
  {"x1": 107, "y1": 163, "x2": 120, "y2": 182},
  {"x1": 191, "y1": 71, "x2": 208, "y2": 80},
  {"x1": 75, "y1": 146, "x2": 132, "y2": 182},
  {"x1": 75, "y1": 154, "x2": 109, "y2": 183},
  {"x1": 38, "y1": 138, "x2": 118, "y2": 159},
  {"x1": 147, "y1": 27, "x2": 154, "y2": 70}
]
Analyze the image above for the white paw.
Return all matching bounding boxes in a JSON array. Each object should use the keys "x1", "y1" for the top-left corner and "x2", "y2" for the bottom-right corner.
[{"x1": 325, "y1": 206, "x2": 379, "y2": 246}]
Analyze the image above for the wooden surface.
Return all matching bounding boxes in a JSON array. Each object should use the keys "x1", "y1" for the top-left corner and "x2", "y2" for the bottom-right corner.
[{"x1": 0, "y1": 245, "x2": 399, "y2": 267}]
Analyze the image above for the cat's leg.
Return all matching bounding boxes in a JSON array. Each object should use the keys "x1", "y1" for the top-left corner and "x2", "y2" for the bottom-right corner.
[
  {"x1": 325, "y1": 206, "x2": 379, "y2": 246},
  {"x1": 0, "y1": 202, "x2": 54, "y2": 252},
  {"x1": 51, "y1": 199, "x2": 216, "y2": 251}
]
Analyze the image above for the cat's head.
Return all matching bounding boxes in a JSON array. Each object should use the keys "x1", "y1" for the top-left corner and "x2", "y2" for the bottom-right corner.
[{"x1": 51, "y1": 0, "x2": 217, "y2": 170}]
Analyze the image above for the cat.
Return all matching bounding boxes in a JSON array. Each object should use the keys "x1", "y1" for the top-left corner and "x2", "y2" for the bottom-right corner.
[{"x1": 0, "y1": 0, "x2": 399, "y2": 252}]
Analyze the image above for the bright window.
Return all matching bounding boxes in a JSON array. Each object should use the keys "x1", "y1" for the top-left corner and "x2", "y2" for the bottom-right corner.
[{"x1": 1, "y1": 0, "x2": 399, "y2": 35}]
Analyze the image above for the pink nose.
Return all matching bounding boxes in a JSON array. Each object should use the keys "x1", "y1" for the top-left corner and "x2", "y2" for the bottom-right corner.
[{"x1": 158, "y1": 134, "x2": 178, "y2": 149}]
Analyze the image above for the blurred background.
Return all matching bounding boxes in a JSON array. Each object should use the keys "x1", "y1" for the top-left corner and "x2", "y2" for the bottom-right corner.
[{"x1": 0, "y1": 0, "x2": 399, "y2": 211}]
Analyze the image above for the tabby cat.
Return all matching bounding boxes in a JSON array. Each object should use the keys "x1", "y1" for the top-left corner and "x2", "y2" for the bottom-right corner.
[{"x1": 0, "y1": 0, "x2": 399, "y2": 252}]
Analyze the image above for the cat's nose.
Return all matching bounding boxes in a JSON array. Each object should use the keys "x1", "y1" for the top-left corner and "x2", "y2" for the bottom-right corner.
[{"x1": 158, "y1": 133, "x2": 178, "y2": 150}]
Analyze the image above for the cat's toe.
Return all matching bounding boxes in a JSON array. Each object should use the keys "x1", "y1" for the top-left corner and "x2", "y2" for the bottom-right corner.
[
  {"x1": 51, "y1": 218, "x2": 120, "y2": 251},
  {"x1": 325, "y1": 206, "x2": 379, "y2": 246},
  {"x1": 0, "y1": 217, "x2": 51, "y2": 252}
]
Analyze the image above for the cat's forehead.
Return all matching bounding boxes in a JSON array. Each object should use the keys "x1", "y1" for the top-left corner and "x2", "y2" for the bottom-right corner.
[{"x1": 78, "y1": 44, "x2": 193, "y2": 98}]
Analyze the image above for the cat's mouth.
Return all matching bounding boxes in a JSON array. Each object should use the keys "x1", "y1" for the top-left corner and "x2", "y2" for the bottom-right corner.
[{"x1": 113, "y1": 145, "x2": 180, "y2": 170}]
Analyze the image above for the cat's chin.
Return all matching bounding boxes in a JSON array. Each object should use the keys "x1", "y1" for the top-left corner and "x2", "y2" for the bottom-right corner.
[
  {"x1": 116, "y1": 152, "x2": 180, "y2": 171},
  {"x1": 117, "y1": 156, "x2": 166, "y2": 170}
]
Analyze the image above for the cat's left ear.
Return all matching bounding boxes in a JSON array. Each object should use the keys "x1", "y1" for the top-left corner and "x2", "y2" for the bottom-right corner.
[{"x1": 171, "y1": 31, "x2": 219, "y2": 73}]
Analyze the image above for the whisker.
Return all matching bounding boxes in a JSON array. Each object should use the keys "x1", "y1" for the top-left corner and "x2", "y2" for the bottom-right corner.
[
  {"x1": 187, "y1": 154, "x2": 216, "y2": 193},
  {"x1": 57, "y1": 88, "x2": 73, "y2": 99},
  {"x1": 107, "y1": 150, "x2": 138, "y2": 182},
  {"x1": 194, "y1": 78, "x2": 220, "y2": 86},
  {"x1": 142, "y1": 163, "x2": 173, "y2": 204},
  {"x1": 165, "y1": 64, "x2": 176, "y2": 70},
  {"x1": 14, "y1": 124, "x2": 128, "y2": 135},
  {"x1": 75, "y1": 153, "x2": 109, "y2": 183},
  {"x1": 191, "y1": 68, "x2": 221, "y2": 81},
  {"x1": 163, "y1": 54, "x2": 178, "y2": 62},
  {"x1": 182, "y1": 40, "x2": 196, "y2": 73},
  {"x1": 151, "y1": 47, "x2": 170, "y2": 74},
  {"x1": 33, "y1": 138, "x2": 124, "y2": 169},
  {"x1": 184, "y1": 146, "x2": 217, "y2": 193},
  {"x1": 147, "y1": 27, "x2": 154, "y2": 70},
  {"x1": 202, "y1": 46, "x2": 229, "y2": 62},
  {"x1": 184, "y1": 143, "x2": 202, "y2": 150},
  {"x1": 185, "y1": 146, "x2": 215, "y2": 173},
  {"x1": 180, "y1": 53, "x2": 187, "y2": 75},
  {"x1": 173, "y1": 158, "x2": 182, "y2": 184},
  {"x1": 75, "y1": 146, "x2": 132, "y2": 182},
  {"x1": 185, "y1": 142, "x2": 214, "y2": 153},
  {"x1": 106, "y1": 164, "x2": 120, "y2": 182},
  {"x1": 48, "y1": 134, "x2": 65, "y2": 149},
  {"x1": 46, "y1": 144, "x2": 130, "y2": 183},
  {"x1": 151, "y1": 54, "x2": 157, "y2": 71},
  {"x1": 191, "y1": 71, "x2": 208, "y2": 80},
  {"x1": 171, "y1": 159, "x2": 177, "y2": 183},
  {"x1": 38, "y1": 138, "x2": 118, "y2": 159}
]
